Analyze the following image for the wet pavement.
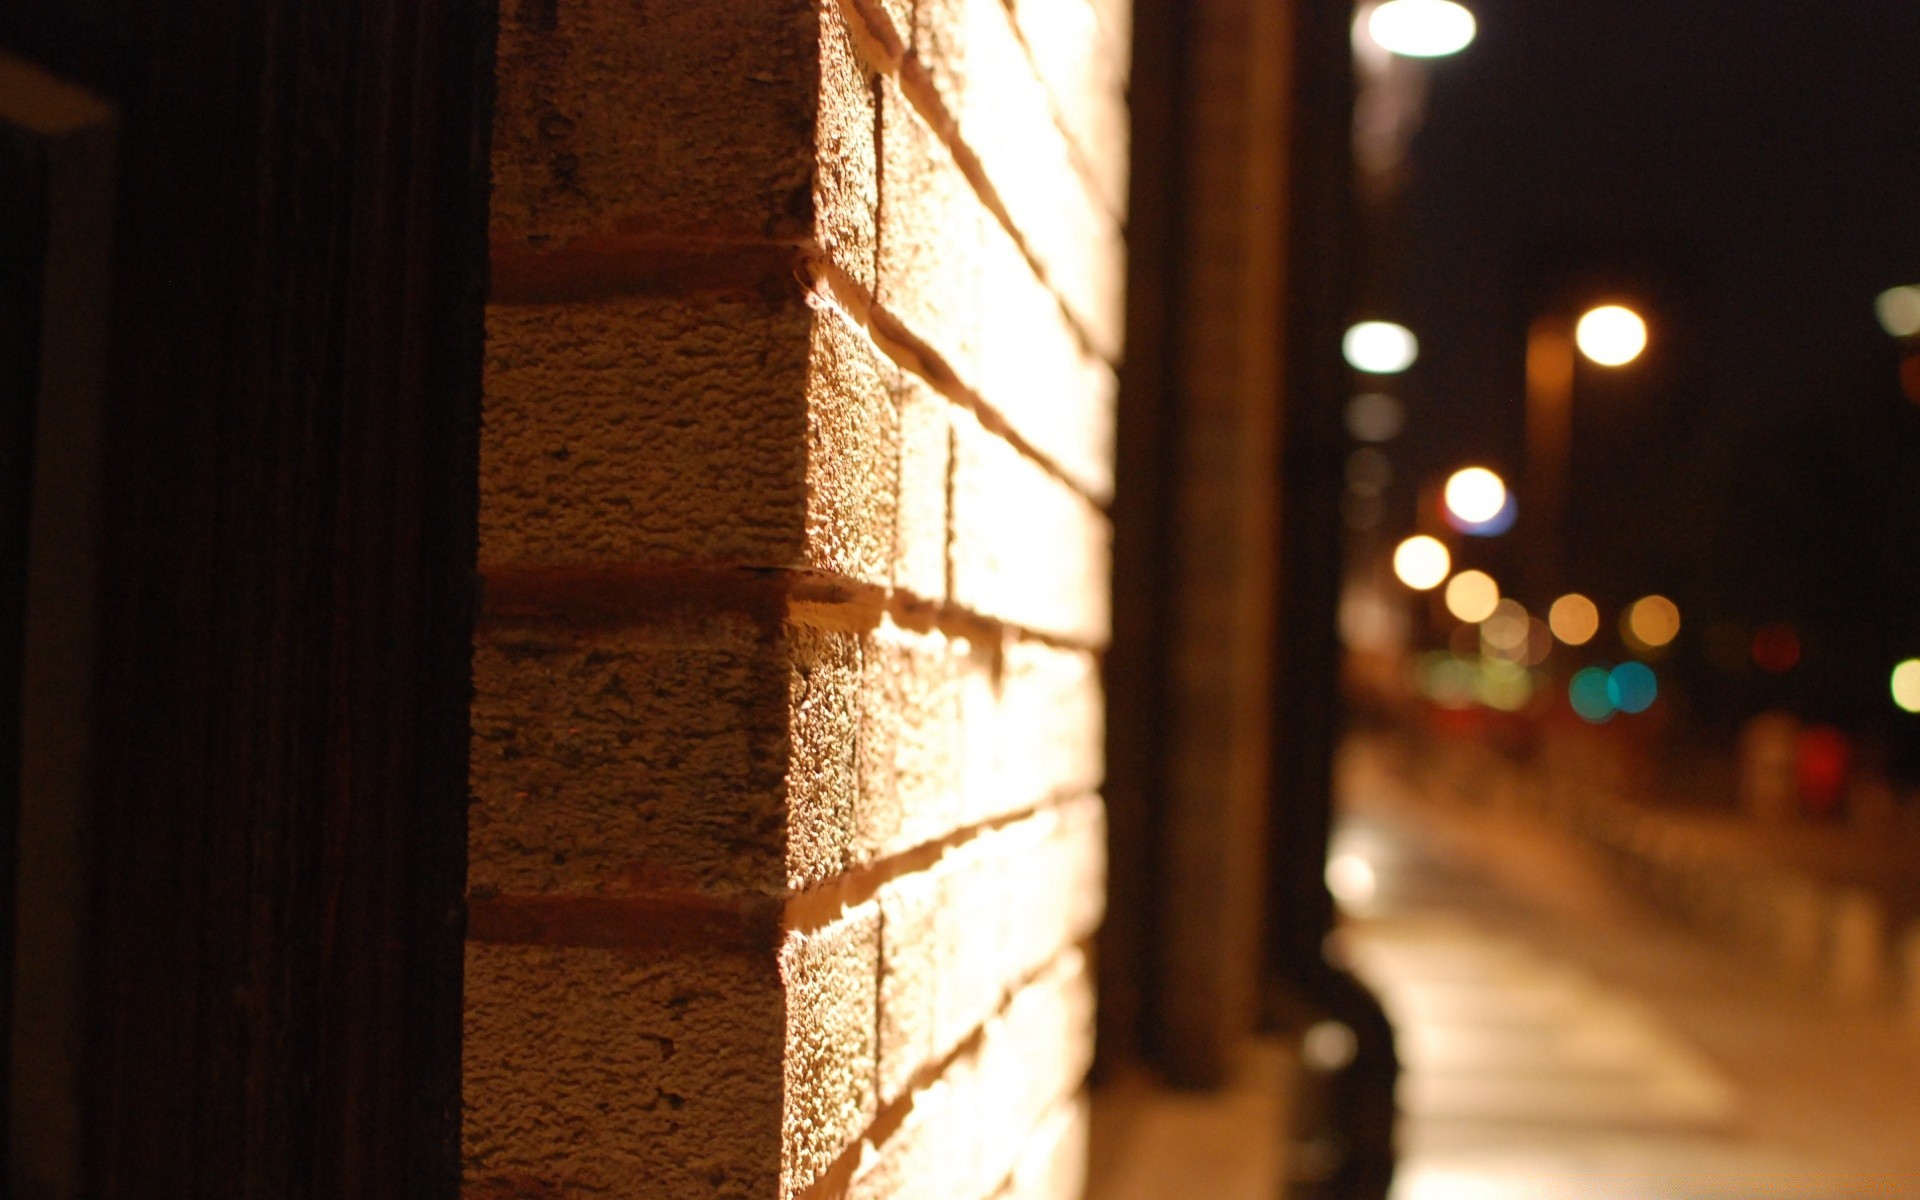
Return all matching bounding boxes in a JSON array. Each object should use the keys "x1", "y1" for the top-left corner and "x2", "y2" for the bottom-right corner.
[{"x1": 1334, "y1": 736, "x2": 1920, "y2": 1199}]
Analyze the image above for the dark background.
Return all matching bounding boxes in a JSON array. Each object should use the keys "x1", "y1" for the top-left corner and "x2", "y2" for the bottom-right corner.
[{"x1": 1375, "y1": 0, "x2": 1920, "y2": 760}]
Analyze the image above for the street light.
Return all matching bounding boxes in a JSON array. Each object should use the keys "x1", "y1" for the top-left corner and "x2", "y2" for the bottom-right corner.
[
  {"x1": 1344, "y1": 321, "x2": 1420, "y2": 374},
  {"x1": 1524, "y1": 302, "x2": 1651, "y2": 599},
  {"x1": 1574, "y1": 305, "x2": 1649, "y2": 367},
  {"x1": 1366, "y1": 0, "x2": 1478, "y2": 58}
]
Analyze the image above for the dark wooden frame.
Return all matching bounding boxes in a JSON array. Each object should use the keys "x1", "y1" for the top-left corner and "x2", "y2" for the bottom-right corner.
[{"x1": 0, "y1": 2, "x2": 494, "y2": 1195}]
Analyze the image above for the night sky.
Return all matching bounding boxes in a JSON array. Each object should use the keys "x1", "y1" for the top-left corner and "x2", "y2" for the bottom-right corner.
[{"x1": 1379, "y1": 0, "x2": 1920, "y2": 746}]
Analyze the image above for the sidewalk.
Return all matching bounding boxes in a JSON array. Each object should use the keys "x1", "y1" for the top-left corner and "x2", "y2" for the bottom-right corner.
[{"x1": 1337, "y1": 733, "x2": 1920, "y2": 1196}]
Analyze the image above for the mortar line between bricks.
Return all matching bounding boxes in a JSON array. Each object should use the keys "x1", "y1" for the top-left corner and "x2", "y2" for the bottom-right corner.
[
  {"x1": 784, "y1": 790, "x2": 1102, "y2": 935},
  {"x1": 807, "y1": 261, "x2": 1114, "y2": 510},
  {"x1": 992, "y1": 0, "x2": 1130, "y2": 228},
  {"x1": 475, "y1": 562, "x2": 1110, "y2": 655},
  {"x1": 461, "y1": 794, "x2": 1101, "y2": 953},
  {"x1": 788, "y1": 940, "x2": 1098, "y2": 1200},
  {"x1": 828, "y1": 0, "x2": 1123, "y2": 368}
]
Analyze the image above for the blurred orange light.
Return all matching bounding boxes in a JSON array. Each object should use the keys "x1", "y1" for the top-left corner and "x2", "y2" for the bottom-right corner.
[
  {"x1": 1751, "y1": 624, "x2": 1802, "y2": 674},
  {"x1": 1548, "y1": 593, "x2": 1600, "y2": 646},
  {"x1": 1444, "y1": 570, "x2": 1500, "y2": 623},
  {"x1": 1575, "y1": 305, "x2": 1648, "y2": 367},
  {"x1": 1624, "y1": 595, "x2": 1681, "y2": 651},
  {"x1": 1393, "y1": 536, "x2": 1451, "y2": 591},
  {"x1": 1481, "y1": 599, "x2": 1530, "y2": 653},
  {"x1": 1443, "y1": 467, "x2": 1507, "y2": 526}
]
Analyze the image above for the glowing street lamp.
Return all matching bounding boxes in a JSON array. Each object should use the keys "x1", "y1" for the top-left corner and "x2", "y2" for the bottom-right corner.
[
  {"x1": 1575, "y1": 304, "x2": 1649, "y2": 367},
  {"x1": 1344, "y1": 321, "x2": 1419, "y2": 375},
  {"x1": 1525, "y1": 301, "x2": 1652, "y2": 598},
  {"x1": 1392, "y1": 535, "x2": 1451, "y2": 591},
  {"x1": 1443, "y1": 467, "x2": 1507, "y2": 526},
  {"x1": 1366, "y1": 0, "x2": 1478, "y2": 58}
]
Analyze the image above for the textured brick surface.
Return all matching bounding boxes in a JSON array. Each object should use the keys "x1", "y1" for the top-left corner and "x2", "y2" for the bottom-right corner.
[
  {"x1": 995, "y1": 1096, "x2": 1091, "y2": 1200},
  {"x1": 877, "y1": 798, "x2": 1106, "y2": 1097},
  {"x1": 493, "y1": 0, "x2": 877, "y2": 287},
  {"x1": 856, "y1": 620, "x2": 968, "y2": 863},
  {"x1": 473, "y1": 0, "x2": 1122, "y2": 1188},
  {"x1": 855, "y1": 950, "x2": 1094, "y2": 1200},
  {"x1": 951, "y1": 407, "x2": 1111, "y2": 645},
  {"x1": 782, "y1": 906, "x2": 883, "y2": 1195},
  {"x1": 911, "y1": 0, "x2": 1126, "y2": 361},
  {"x1": 470, "y1": 610, "x2": 862, "y2": 899},
  {"x1": 464, "y1": 941, "x2": 785, "y2": 1200},
  {"x1": 974, "y1": 223, "x2": 1118, "y2": 503},
  {"x1": 483, "y1": 295, "x2": 897, "y2": 584},
  {"x1": 892, "y1": 374, "x2": 951, "y2": 603},
  {"x1": 1005, "y1": 0, "x2": 1130, "y2": 218},
  {"x1": 877, "y1": 74, "x2": 982, "y2": 377}
]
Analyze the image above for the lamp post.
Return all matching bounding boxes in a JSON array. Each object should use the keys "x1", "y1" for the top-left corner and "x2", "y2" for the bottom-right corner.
[{"x1": 1524, "y1": 304, "x2": 1647, "y2": 602}]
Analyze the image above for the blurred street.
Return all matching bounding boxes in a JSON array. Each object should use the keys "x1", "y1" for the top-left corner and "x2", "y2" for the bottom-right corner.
[{"x1": 1333, "y1": 733, "x2": 1920, "y2": 1199}]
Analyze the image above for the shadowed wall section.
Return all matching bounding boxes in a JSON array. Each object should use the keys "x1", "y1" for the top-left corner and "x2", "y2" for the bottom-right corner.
[{"x1": 466, "y1": 0, "x2": 1128, "y2": 1195}]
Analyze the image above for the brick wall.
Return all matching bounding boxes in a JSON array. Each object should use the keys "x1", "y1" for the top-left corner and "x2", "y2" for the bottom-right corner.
[{"x1": 465, "y1": 0, "x2": 1127, "y2": 1196}]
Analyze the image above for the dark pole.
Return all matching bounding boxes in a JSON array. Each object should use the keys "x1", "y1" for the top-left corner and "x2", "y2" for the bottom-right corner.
[{"x1": 1265, "y1": 2, "x2": 1399, "y2": 1197}]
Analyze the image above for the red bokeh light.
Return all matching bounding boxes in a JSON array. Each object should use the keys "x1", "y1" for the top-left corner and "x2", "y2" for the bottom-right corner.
[{"x1": 1750, "y1": 623, "x2": 1801, "y2": 674}]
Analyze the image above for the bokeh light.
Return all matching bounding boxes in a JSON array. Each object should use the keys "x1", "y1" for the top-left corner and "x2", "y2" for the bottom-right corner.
[
  {"x1": 1346, "y1": 393, "x2": 1406, "y2": 443},
  {"x1": 1569, "y1": 667, "x2": 1617, "y2": 724},
  {"x1": 1549, "y1": 593, "x2": 1601, "y2": 646},
  {"x1": 1607, "y1": 661, "x2": 1659, "y2": 714},
  {"x1": 1876, "y1": 286, "x2": 1920, "y2": 339},
  {"x1": 1624, "y1": 595, "x2": 1682, "y2": 651},
  {"x1": 1481, "y1": 599, "x2": 1530, "y2": 654},
  {"x1": 1393, "y1": 536, "x2": 1451, "y2": 591},
  {"x1": 1751, "y1": 624, "x2": 1802, "y2": 674},
  {"x1": 1344, "y1": 321, "x2": 1420, "y2": 374},
  {"x1": 1478, "y1": 661, "x2": 1535, "y2": 712},
  {"x1": 1575, "y1": 304, "x2": 1649, "y2": 367},
  {"x1": 1422, "y1": 654, "x2": 1479, "y2": 709},
  {"x1": 1325, "y1": 853, "x2": 1378, "y2": 908},
  {"x1": 1346, "y1": 447, "x2": 1394, "y2": 496},
  {"x1": 1366, "y1": 0, "x2": 1478, "y2": 58},
  {"x1": 1892, "y1": 660, "x2": 1920, "y2": 714},
  {"x1": 1443, "y1": 467, "x2": 1507, "y2": 526},
  {"x1": 1444, "y1": 570, "x2": 1500, "y2": 623},
  {"x1": 1523, "y1": 618, "x2": 1555, "y2": 667}
]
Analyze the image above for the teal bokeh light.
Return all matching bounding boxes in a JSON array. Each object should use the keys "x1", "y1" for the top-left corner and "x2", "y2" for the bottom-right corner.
[
  {"x1": 1608, "y1": 662, "x2": 1659, "y2": 715},
  {"x1": 1569, "y1": 667, "x2": 1617, "y2": 724}
]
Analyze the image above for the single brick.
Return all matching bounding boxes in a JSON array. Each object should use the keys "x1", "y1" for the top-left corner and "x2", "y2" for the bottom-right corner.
[
  {"x1": 1005, "y1": 0, "x2": 1130, "y2": 218},
  {"x1": 877, "y1": 74, "x2": 983, "y2": 378},
  {"x1": 876, "y1": 868, "x2": 944, "y2": 1104},
  {"x1": 782, "y1": 905, "x2": 883, "y2": 1195},
  {"x1": 482, "y1": 293, "x2": 897, "y2": 585},
  {"x1": 469, "y1": 609, "x2": 860, "y2": 899},
  {"x1": 493, "y1": 0, "x2": 877, "y2": 289},
  {"x1": 949, "y1": 407, "x2": 1111, "y2": 646},
  {"x1": 856, "y1": 619, "x2": 966, "y2": 863},
  {"x1": 893, "y1": 374, "x2": 951, "y2": 603},
  {"x1": 968, "y1": 637, "x2": 1105, "y2": 826},
  {"x1": 463, "y1": 940, "x2": 784, "y2": 1200},
  {"x1": 974, "y1": 222, "x2": 1117, "y2": 502},
  {"x1": 785, "y1": 624, "x2": 866, "y2": 891},
  {"x1": 912, "y1": 0, "x2": 1125, "y2": 362}
]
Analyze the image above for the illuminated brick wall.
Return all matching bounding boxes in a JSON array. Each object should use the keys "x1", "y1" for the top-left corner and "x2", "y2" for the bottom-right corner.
[{"x1": 464, "y1": 0, "x2": 1127, "y2": 1195}]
